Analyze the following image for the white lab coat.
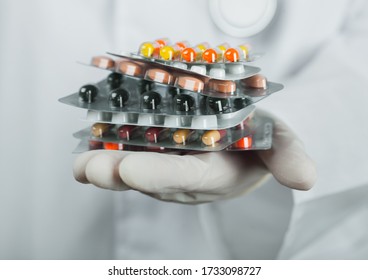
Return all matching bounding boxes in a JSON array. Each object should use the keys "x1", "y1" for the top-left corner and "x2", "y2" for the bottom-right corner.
[{"x1": 0, "y1": 0, "x2": 367, "y2": 259}]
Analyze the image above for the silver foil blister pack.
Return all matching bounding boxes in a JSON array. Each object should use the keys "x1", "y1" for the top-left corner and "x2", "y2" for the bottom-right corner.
[
  {"x1": 73, "y1": 114, "x2": 273, "y2": 153},
  {"x1": 60, "y1": 39, "x2": 283, "y2": 152}
]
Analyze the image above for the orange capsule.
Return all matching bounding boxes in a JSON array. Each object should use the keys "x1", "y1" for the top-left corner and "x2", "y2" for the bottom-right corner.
[
  {"x1": 175, "y1": 41, "x2": 190, "y2": 50},
  {"x1": 224, "y1": 48, "x2": 240, "y2": 62},
  {"x1": 181, "y1": 42, "x2": 210, "y2": 62},
  {"x1": 155, "y1": 38, "x2": 170, "y2": 47},
  {"x1": 202, "y1": 48, "x2": 218, "y2": 63},
  {"x1": 103, "y1": 142, "x2": 124, "y2": 150},
  {"x1": 233, "y1": 136, "x2": 253, "y2": 149},
  {"x1": 181, "y1": 47, "x2": 196, "y2": 62}
]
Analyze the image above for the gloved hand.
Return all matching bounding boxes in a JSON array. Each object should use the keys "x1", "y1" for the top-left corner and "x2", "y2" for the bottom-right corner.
[{"x1": 73, "y1": 110, "x2": 317, "y2": 204}]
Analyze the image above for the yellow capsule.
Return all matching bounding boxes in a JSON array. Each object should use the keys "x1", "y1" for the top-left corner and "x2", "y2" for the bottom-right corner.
[
  {"x1": 160, "y1": 46, "x2": 176, "y2": 60},
  {"x1": 202, "y1": 130, "x2": 227, "y2": 146},
  {"x1": 216, "y1": 42, "x2": 230, "y2": 52},
  {"x1": 238, "y1": 44, "x2": 250, "y2": 60},
  {"x1": 196, "y1": 42, "x2": 210, "y2": 52},
  {"x1": 91, "y1": 123, "x2": 114, "y2": 138},
  {"x1": 216, "y1": 42, "x2": 230, "y2": 61},
  {"x1": 139, "y1": 42, "x2": 155, "y2": 58},
  {"x1": 173, "y1": 129, "x2": 191, "y2": 144}
]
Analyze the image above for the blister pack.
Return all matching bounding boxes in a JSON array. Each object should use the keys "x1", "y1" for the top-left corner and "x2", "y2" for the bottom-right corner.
[
  {"x1": 135, "y1": 39, "x2": 261, "y2": 63},
  {"x1": 59, "y1": 75, "x2": 259, "y2": 116},
  {"x1": 106, "y1": 52, "x2": 261, "y2": 81},
  {"x1": 82, "y1": 105, "x2": 255, "y2": 130},
  {"x1": 87, "y1": 55, "x2": 283, "y2": 98},
  {"x1": 73, "y1": 114, "x2": 273, "y2": 153},
  {"x1": 60, "y1": 38, "x2": 283, "y2": 153},
  {"x1": 73, "y1": 112, "x2": 271, "y2": 152}
]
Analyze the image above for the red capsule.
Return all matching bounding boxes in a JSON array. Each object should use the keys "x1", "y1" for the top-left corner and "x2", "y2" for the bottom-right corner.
[
  {"x1": 145, "y1": 146, "x2": 166, "y2": 152},
  {"x1": 89, "y1": 140, "x2": 103, "y2": 150},
  {"x1": 145, "y1": 127, "x2": 170, "y2": 143},
  {"x1": 117, "y1": 125, "x2": 141, "y2": 141}
]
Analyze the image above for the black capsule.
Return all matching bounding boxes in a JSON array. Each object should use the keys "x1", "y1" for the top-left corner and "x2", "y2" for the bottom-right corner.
[
  {"x1": 141, "y1": 91, "x2": 161, "y2": 110},
  {"x1": 107, "y1": 72, "x2": 123, "y2": 90},
  {"x1": 79, "y1": 84, "x2": 98, "y2": 103},
  {"x1": 207, "y1": 97, "x2": 229, "y2": 113},
  {"x1": 233, "y1": 98, "x2": 251, "y2": 110},
  {"x1": 109, "y1": 88, "x2": 129, "y2": 108},
  {"x1": 174, "y1": 94, "x2": 195, "y2": 112}
]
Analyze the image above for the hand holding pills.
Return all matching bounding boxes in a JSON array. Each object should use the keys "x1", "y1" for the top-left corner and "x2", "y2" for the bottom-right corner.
[
  {"x1": 73, "y1": 110, "x2": 317, "y2": 203},
  {"x1": 63, "y1": 38, "x2": 316, "y2": 201}
]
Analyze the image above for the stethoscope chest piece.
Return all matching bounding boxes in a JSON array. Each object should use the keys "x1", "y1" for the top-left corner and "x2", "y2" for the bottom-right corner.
[{"x1": 209, "y1": 0, "x2": 277, "y2": 37}]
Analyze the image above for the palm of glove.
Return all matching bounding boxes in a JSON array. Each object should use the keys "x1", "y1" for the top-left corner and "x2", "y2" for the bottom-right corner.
[{"x1": 73, "y1": 111, "x2": 317, "y2": 203}]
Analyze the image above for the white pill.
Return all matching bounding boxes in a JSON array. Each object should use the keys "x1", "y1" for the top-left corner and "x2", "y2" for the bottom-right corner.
[
  {"x1": 172, "y1": 62, "x2": 188, "y2": 70},
  {"x1": 209, "y1": 68, "x2": 226, "y2": 79},
  {"x1": 190, "y1": 65, "x2": 207, "y2": 75},
  {"x1": 227, "y1": 64, "x2": 244, "y2": 74}
]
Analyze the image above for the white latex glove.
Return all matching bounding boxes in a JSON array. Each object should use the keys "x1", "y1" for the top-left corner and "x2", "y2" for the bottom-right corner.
[{"x1": 73, "y1": 110, "x2": 317, "y2": 204}]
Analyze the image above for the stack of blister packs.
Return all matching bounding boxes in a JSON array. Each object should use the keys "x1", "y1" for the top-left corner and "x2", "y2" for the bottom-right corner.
[{"x1": 59, "y1": 39, "x2": 283, "y2": 153}]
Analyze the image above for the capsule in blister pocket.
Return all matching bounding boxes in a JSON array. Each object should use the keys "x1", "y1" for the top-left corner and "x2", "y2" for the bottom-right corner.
[
  {"x1": 201, "y1": 129, "x2": 227, "y2": 146},
  {"x1": 159, "y1": 41, "x2": 190, "y2": 61},
  {"x1": 103, "y1": 142, "x2": 124, "y2": 150},
  {"x1": 201, "y1": 43, "x2": 230, "y2": 63},
  {"x1": 173, "y1": 90, "x2": 197, "y2": 112},
  {"x1": 117, "y1": 60, "x2": 144, "y2": 77},
  {"x1": 89, "y1": 140, "x2": 103, "y2": 150},
  {"x1": 109, "y1": 88, "x2": 130, "y2": 108},
  {"x1": 242, "y1": 74, "x2": 268, "y2": 89},
  {"x1": 107, "y1": 72, "x2": 123, "y2": 90},
  {"x1": 91, "y1": 123, "x2": 114, "y2": 137},
  {"x1": 145, "y1": 68, "x2": 175, "y2": 85},
  {"x1": 232, "y1": 136, "x2": 253, "y2": 149},
  {"x1": 145, "y1": 127, "x2": 170, "y2": 143},
  {"x1": 79, "y1": 84, "x2": 99, "y2": 103},
  {"x1": 207, "y1": 79, "x2": 236, "y2": 94},
  {"x1": 181, "y1": 42, "x2": 210, "y2": 62},
  {"x1": 172, "y1": 129, "x2": 199, "y2": 145},
  {"x1": 117, "y1": 125, "x2": 142, "y2": 141},
  {"x1": 141, "y1": 90, "x2": 162, "y2": 110},
  {"x1": 91, "y1": 55, "x2": 115, "y2": 69},
  {"x1": 138, "y1": 38, "x2": 170, "y2": 58},
  {"x1": 175, "y1": 75, "x2": 205, "y2": 93},
  {"x1": 206, "y1": 97, "x2": 231, "y2": 114}
]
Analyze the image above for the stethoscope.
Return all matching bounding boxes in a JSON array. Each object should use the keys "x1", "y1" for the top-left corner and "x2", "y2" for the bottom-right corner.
[{"x1": 209, "y1": 0, "x2": 277, "y2": 37}]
